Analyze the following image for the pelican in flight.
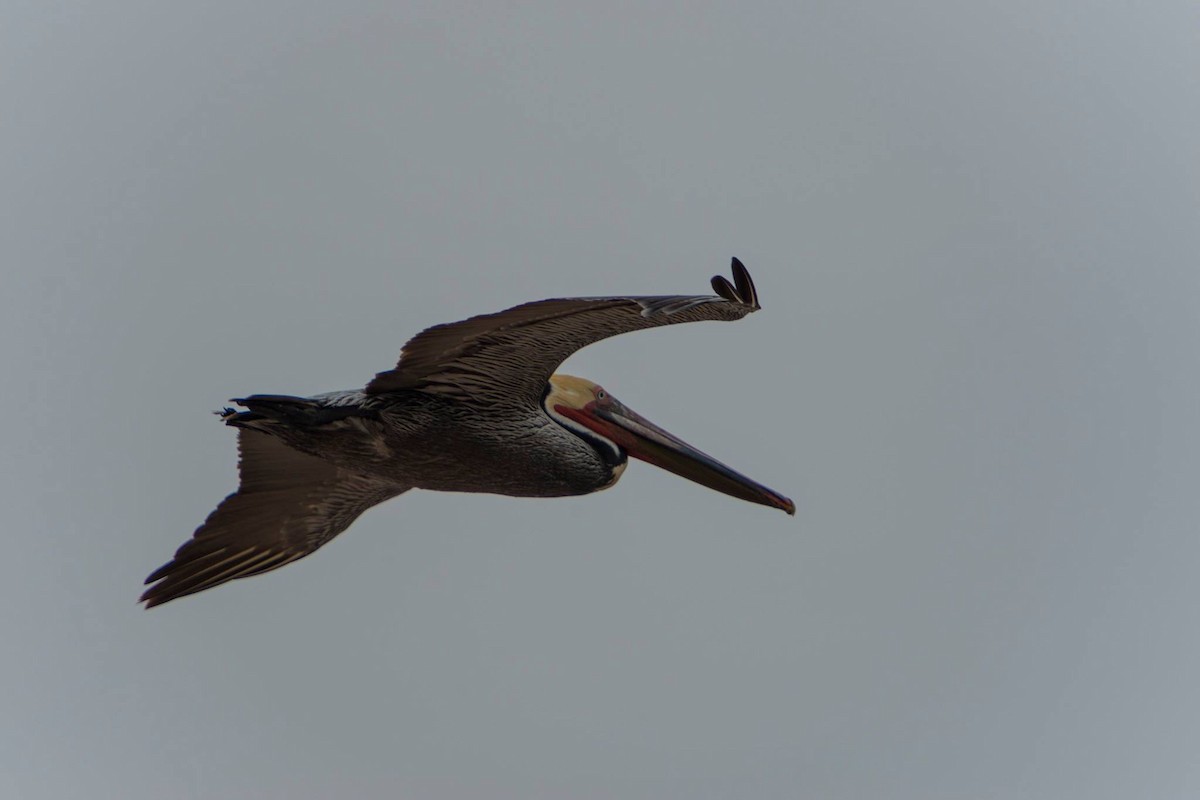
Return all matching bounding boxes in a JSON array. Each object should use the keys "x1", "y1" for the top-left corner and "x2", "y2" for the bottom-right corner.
[{"x1": 141, "y1": 258, "x2": 793, "y2": 607}]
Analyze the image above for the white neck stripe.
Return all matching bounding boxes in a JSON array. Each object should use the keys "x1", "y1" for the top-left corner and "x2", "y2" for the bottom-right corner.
[{"x1": 544, "y1": 401, "x2": 623, "y2": 465}]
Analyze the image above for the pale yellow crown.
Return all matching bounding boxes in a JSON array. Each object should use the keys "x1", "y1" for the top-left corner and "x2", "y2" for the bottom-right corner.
[{"x1": 546, "y1": 373, "x2": 601, "y2": 410}]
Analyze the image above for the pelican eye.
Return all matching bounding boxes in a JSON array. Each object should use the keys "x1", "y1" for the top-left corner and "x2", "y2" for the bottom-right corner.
[{"x1": 596, "y1": 389, "x2": 606, "y2": 400}]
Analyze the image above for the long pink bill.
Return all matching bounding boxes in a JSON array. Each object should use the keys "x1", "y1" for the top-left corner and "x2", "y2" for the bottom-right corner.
[{"x1": 564, "y1": 399, "x2": 795, "y2": 515}]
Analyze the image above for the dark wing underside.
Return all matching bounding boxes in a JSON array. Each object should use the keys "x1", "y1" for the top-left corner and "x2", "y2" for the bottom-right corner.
[
  {"x1": 141, "y1": 430, "x2": 409, "y2": 608},
  {"x1": 365, "y1": 257, "x2": 762, "y2": 404}
]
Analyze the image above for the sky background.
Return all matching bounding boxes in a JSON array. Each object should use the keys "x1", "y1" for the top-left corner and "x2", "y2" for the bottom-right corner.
[{"x1": 3, "y1": 3, "x2": 1199, "y2": 798}]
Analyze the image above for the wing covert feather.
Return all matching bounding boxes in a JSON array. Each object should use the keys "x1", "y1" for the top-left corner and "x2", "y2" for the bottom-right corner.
[{"x1": 365, "y1": 258, "x2": 762, "y2": 402}]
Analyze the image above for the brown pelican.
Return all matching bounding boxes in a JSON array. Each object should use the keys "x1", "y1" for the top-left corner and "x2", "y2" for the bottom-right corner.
[{"x1": 141, "y1": 259, "x2": 793, "y2": 607}]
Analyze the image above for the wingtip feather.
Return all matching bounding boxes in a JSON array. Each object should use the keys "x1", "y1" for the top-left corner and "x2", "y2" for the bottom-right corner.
[
  {"x1": 730, "y1": 257, "x2": 760, "y2": 309},
  {"x1": 710, "y1": 274, "x2": 740, "y2": 303},
  {"x1": 711, "y1": 258, "x2": 760, "y2": 309}
]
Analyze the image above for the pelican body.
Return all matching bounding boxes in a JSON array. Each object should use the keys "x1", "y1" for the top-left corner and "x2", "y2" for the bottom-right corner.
[{"x1": 142, "y1": 259, "x2": 793, "y2": 607}]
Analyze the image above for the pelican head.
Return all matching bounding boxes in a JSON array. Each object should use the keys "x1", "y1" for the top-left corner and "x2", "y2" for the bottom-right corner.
[{"x1": 544, "y1": 374, "x2": 795, "y2": 514}]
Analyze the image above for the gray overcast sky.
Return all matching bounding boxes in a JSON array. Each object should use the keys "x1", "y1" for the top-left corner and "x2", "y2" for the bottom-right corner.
[{"x1": 3, "y1": 3, "x2": 1199, "y2": 798}]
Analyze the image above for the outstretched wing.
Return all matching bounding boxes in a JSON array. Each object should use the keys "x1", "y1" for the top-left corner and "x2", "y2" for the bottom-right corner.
[
  {"x1": 141, "y1": 430, "x2": 408, "y2": 608},
  {"x1": 365, "y1": 257, "x2": 762, "y2": 404}
]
